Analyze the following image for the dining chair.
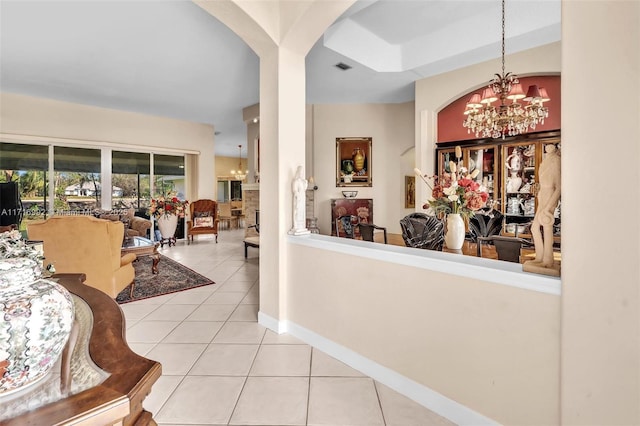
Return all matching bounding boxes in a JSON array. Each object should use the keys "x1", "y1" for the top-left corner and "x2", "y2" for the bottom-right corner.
[
  {"x1": 358, "y1": 223, "x2": 388, "y2": 244},
  {"x1": 468, "y1": 209, "x2": 504, "y2": 257},
  {"x1": 218, "y1": 202, "x2": 238, "y2": 230},
  {"x1": 230, "y1": 200, "x2": 245, "y2": 228},
  {"x1": 487, "y1": 235, "x2": 534, "y2": 263},
  {"x1": 399, "y1": 213, "x2": 444, "y2": 251},
  {"x1": 335, "y1": 215, "x2": 357, "y2": 239}
]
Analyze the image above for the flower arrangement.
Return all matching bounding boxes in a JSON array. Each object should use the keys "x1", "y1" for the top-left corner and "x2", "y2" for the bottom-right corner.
[
  {"x1": 148, "y1": 196, "x2": 189, "y2": 219},
  {"x1": 414, "y1": 150, "x2": 489, "y2": 220}
]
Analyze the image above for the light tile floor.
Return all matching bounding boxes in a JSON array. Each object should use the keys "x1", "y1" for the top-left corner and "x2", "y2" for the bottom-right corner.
[{"x1": 121, "y1": 228, "x2": 456, "y2": 426}]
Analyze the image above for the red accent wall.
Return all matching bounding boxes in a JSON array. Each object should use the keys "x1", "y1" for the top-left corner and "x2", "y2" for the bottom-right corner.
[{"x1": 437, "y1": 75, "x2": 561, "y2": 143}]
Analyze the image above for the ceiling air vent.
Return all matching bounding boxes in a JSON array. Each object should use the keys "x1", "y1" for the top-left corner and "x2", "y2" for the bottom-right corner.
[{"x1": 335, "y1": 62, "x2": 352, "y2": 71}]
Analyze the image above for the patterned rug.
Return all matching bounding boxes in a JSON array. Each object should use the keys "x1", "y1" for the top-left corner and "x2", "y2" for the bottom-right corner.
[{"x1": 116, "y1": 254, "x2": 215, "y2": 304}]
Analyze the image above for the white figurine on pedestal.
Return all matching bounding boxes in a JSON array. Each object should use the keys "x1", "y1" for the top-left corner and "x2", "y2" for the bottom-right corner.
[
  {"x1": 505, "y1": 149, "x2": 524, "y2": 193},
  {"x1": 289, "y1": 166, "x2": 311, "y2": 236}
]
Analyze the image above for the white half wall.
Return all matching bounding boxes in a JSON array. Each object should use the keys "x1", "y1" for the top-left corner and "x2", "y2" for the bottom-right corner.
[{"x1": 286, "y1": 235, "x2": 560, "y2": 425}]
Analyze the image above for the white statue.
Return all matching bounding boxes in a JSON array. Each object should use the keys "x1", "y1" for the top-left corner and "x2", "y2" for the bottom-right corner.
[
  {"x1": 523, "y1": 144, "x2": 561, "y2": 276},
  {"x1": 505, "y1": 149, "x2": 523, "y2": 193},
  {"x1": 289, "y1": 166, "x2": 310, "y2": 235}
]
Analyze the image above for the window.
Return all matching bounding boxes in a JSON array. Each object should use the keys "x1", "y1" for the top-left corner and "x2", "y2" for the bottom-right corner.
[
  {"x1": 0, "y1": 142, "x2": 49, "y2": 228},
  {"x1": 153, "y1": 154, "x2": 185, "y2": 200},
  {"x1": 54, "y1": 146, "x2": 101, "y2": 214},
  {"x1": 112, "y1": 151, "x2": 151, "y2": 211}
]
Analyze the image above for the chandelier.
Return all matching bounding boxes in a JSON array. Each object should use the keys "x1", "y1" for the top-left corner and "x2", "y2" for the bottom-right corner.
[
  {"x1": 463, "y1": 0, "x2": 550, "y2": 139},
  {"x1": 230, "y1": 144, "x2": 248, "y2": 180}
]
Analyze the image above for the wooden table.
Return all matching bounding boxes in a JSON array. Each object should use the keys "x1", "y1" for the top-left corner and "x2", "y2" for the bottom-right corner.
[
  {"x1": 1, "y1": 274, "x2": 162, "y2": 425},
  {"x1": 122, "y1": 236, "x2": 161, "y2": 274}
]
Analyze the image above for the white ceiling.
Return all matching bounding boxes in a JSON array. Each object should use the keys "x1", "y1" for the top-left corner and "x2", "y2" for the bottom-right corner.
[{"x1": 0, "y1": 0, "x2": 560, "y2": 157}]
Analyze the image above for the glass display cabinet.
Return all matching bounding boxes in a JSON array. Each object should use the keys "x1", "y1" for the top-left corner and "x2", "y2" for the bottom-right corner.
[
  {"x1": 465, "y1": 145, "x2": 498, "y2": 209},
  {"x1": 437, "y1": 147, "x2": 464, "y2": 176},
  {"x1": 435, "y1": 131, "x2": 561, "y2": 241},
  {"x1": 501, "y1": 141, "x2": 538, "y2": 236}
]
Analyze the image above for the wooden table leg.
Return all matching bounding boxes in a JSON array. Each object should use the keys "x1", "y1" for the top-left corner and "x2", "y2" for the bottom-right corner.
[{"x1": 151, "y1": 253, "x2": 160, "y2": 274}]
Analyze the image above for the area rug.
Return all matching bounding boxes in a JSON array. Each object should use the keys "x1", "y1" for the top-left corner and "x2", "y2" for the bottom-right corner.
[{"x1": 116, "y1": 254, "x2": 215, "y2": 304}]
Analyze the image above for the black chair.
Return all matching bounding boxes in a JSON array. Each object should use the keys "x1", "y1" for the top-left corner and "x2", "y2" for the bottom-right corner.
[
  {"x1": 335, "y1": 215, "x2": 357, "y2": 239},
  {"x1": 358, "y1": 223, "x2": 388, "y2": 244},
  {"x1": 468, "y1": 209, "x2": 504, "y2": 257},
  {"x1": 486, "y1": 235, "x2": 534, "y2": 263},
  {"x1": 399, "y1": 213, "x2": 444, "y2": 251}
]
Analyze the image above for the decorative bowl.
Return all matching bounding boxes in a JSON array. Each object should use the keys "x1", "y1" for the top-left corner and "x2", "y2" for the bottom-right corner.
[{"x1": 342, "y1": 191, "x2": 358, "y2": 198}]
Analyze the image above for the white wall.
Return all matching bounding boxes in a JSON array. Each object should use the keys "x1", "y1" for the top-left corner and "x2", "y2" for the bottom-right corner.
[
  {"x1": 310, "y1": 102, "x2": 415, "y2": 234},
  {"x1": 0, "y1": 93, "x2": 217, "y2": 201}
]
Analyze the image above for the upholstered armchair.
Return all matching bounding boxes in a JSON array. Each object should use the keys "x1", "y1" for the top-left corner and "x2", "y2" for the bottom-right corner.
[
  {"x1": 27, "y1": 216, "x2": 136, "y2": 298},
  {"x1": 187, "y1": 199, "x2": 219, "y2": 243}
]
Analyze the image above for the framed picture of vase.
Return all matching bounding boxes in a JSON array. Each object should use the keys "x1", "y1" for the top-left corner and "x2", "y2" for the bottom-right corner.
[{"x1": 336, "y1": 137, "x2": 372, "y2": 187}]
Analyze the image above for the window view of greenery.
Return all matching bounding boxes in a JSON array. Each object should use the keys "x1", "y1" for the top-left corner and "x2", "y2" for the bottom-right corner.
[
  {"x1": 0, "y1": 143, "x2": 49, "y2": 231},
  {"x1": 112, "y1": 151, "x2": 151, "y2": 211},
  {"x1": 153, "y1": 154, "x2": 186, "y2": 201},
  {"x1": 54, "y1": 146, "x2": 101, "y2": 214}
]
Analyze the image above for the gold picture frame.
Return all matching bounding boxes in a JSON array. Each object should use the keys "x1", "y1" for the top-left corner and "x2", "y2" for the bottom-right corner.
[
  {"x1": 405, "y1": 176, "x2": 415, "y2": 208},
  {"x1": 336, "y1": 137, "x2": 372, "y2": 187}
]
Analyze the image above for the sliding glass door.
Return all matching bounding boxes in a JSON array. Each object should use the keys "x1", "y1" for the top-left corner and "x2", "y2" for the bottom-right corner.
[
  {"x1": 53, "y1": 146, "x2": 102, "y2": 214},
  {"x1": 112, "y1": 151, "x2": 151, "y2": 211}
]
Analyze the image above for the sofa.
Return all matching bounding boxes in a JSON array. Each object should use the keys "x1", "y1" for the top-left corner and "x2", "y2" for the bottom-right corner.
[
  {"x1": 98, "y1": 208, "x2": 151, "y2": 239},
  {"x1": 27, "y1": 215, "x2": 136, "y2": 298}
]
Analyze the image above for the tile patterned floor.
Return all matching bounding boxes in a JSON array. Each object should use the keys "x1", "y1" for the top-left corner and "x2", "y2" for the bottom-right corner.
[{"x1": 121, "y1": 228, "x2": 456, "y2": 426}]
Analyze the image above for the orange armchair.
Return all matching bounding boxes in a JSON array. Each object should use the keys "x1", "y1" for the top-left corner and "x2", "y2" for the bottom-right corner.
[
  {"x1": 187, "y1": 199, "x2": 219, "y2": 243},
  {"x1": 27, "y1": 216, "x2": 136, "y2": 298}
]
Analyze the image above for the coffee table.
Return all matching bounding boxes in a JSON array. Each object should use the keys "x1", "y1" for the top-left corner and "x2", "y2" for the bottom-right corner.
[{"x1": 122, "y1": 236, "x2": 160, "y2": 274}]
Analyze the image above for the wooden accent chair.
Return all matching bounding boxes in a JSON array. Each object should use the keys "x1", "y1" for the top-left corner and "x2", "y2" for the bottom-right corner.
[
  {"x1": 187, "y1": 199, "x2": 219, "y2": 243},
  {"x1": 218, "y1": 202, "x2": 238, "y2": 230},
  {"x1": 230, "y1": 200, "x2": 245, "y2": 228},
  {"x1": 399, "y1": 213, "x2": 445, "y2": 251},
  {"x1": 27, "y1": 216, "x2": 136, "y2": 298}
]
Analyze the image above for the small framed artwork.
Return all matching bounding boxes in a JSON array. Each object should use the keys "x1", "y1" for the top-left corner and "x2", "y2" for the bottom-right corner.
[
  {"x1": 336, "y1": 137, "x2": 372, "y2": 187},
  {"x1": 405, "y1": 176, "x2": 415, "y2": 208}
]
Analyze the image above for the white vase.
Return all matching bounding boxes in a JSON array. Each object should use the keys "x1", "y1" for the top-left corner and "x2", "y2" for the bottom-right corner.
[
  {"x1": 0, "y1": 258, "x2": 75, "y2": 395},
  {"x1": 157, "y1": 215, "x2": 178, "y2": 239},
  {"x1": 445, "y1": 213, "x2": 465, "y2": 250}
]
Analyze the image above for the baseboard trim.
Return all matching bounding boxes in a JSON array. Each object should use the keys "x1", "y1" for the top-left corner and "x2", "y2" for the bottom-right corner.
[{"x1": 257, "y1": 312, "x2": 498, "y2": 426}]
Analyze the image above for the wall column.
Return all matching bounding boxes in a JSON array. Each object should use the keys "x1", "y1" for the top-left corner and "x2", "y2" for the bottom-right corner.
[
  {"x1": 561, "y1": 1, "x2": 640, "y2": 423},
  {"x1": 257, "y1": 45, "x2": 308, "y2": 328}
]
